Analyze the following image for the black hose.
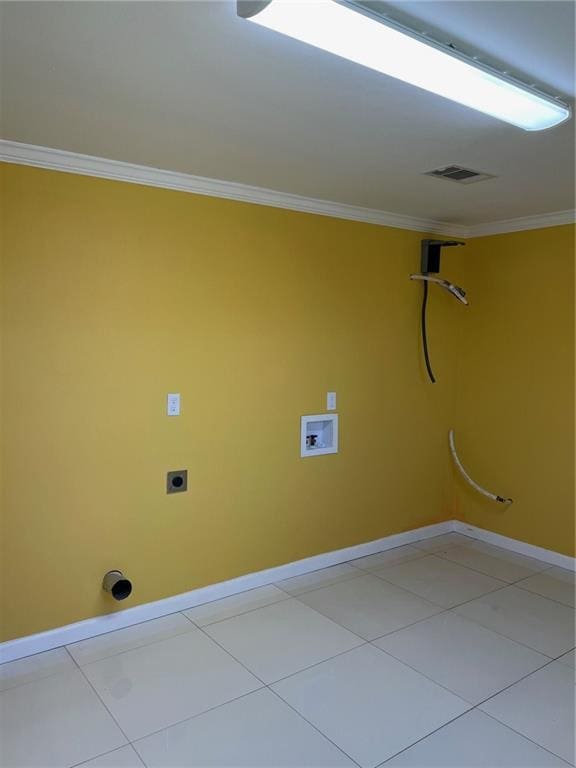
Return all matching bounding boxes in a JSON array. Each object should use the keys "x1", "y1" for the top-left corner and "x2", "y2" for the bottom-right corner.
[{"x1": 421, "y1": 280, "x2": 436, "y2": 383}]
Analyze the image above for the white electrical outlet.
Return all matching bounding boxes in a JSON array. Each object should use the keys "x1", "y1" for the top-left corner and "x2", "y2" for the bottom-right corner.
[
  {"x1": 327, "y1": 392, "x2": 337, "y2": 410},
  {"x1": 167, "y1": 393, "x2": 181, "y2": 416}
]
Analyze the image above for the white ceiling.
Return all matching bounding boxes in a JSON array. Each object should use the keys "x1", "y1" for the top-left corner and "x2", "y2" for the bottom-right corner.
[{"x1": 1, "y1": 0, "x2": 574, "y2": 225}]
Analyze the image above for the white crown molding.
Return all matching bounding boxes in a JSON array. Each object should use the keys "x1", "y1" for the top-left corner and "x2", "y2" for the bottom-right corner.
[
  {"x1": 1, "y1": 141, "x2": 574, "y2": 238},
  {"x1": 0, "y1": 140, "x2": 465, "y2": 237},
  {"x1": 466, "y1": 209, "x2": 576, "y2": 238}
]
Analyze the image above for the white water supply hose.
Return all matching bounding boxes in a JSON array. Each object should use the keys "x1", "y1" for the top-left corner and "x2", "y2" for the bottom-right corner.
[{"x1": 449, "y1": 429, "x2": 513, "y2": 505}]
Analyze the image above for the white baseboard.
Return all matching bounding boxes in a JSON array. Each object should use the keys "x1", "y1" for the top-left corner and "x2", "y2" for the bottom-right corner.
[
  {"x1": 0, "y1": 521, "x2": 453, "y2": 663},
  {"x1": 2, "y1": 519, "x2": 573, "y2": 664},
  {"x1": 453, "y1": 521, "x2": 575, "y2": 571}
]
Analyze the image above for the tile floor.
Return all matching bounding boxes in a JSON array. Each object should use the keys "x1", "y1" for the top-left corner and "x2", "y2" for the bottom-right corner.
[{"x1": 0, "y1": 532, "x2": 574, "y2": 768}]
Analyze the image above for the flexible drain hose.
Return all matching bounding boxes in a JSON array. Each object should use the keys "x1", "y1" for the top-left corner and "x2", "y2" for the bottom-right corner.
[{"x1": 449, "y1": 429, "x2": 513, "y2": 505}]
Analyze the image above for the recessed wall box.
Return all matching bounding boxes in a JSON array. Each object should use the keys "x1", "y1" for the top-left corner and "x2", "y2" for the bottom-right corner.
[
  {"x1": 167, "y1": 469, "x2": 188, "y2": 494},
  {"x1": 300, "y1": 414, "x2": 338, "y2": 457}
]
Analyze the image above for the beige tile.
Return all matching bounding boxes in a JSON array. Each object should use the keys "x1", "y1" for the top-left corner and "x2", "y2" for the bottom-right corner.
[
  {"x1": 386, "y1": 709, "x2": 568, "y2": 767},
  {"x1": 455, "y1": 586, "x2": 575, "y2": 657},
  {"x1": 204, "y1": 598, "x2": 363, "y2": 683},
  {"x1": 480, "y1": 662, "x2": 575, "y2": 764},
  {"x1": 272, "y1": 645, "x2": 469, "y2": 768},
  {"x1": 82, "y1": 630, "x2": 261, "y2": 740},
  {"x1": 0, "y1": 669, "x2": 126, "y2": 767},
  {"x1": 376, "y1": 555, "x2": 504, "y2": 608},
  {"x1": 0, "y1": 647, "x2": 75, "y2": 691},
  {"x1": 80, "y1": 745, "x2": 144, "y2": 768},
  {"x1": 435, "y1": 543, "x2": 549, "y2": 583},
  {"x1": 184, "y1": 585, "x2": 289, "y2": 626},
  {"x1": 348, "y1": 545, "x2": 424, "y2": 572},
  {"x1": 464, "y1": 540, "x2": 550, "y2": 570},
  {"x1": 412, "y1": 533, "x2": 472, "y2": 552},
  {"x1": 67, "y1": 613, "x2": 196, "y2": 666},
  {"x1": 557, "y1": 649, "x2": 575, "y2": 669},
  {"x1": 516, "y1": 566, "x2": 575, "y2": 607},
  {"x1": 134, "y1": 688, "x2": 355, "y2": 767},
  {"x1": 298, "y1": 573, "x2": 442, "y2": 640},
  {"x1": 276, "y1": 563, "x2": 360, "y2": 595},
  {"x1": 375, "y1": 611, "x2": 548, "y2": 703}
]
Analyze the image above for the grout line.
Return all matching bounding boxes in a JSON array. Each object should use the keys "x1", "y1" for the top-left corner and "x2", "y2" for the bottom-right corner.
[
  {"x1": 473, "y1": 655, "x2": 566, "y2": 710},
  {"x1": 70, "y1": 744, "x2": 144, "y2": 768},
  {"x1": 287, "y1": 574, "x2": 453, "y2": 642},
  {"x1": 512, "y1": 582, "x2": 576, "y2": 610},
  {"x1": 371, "y1": 601, "x2": 558, "y2": 661},
  {"x1": 182, "y1": 592, "x2": 294, "y2": 629},
  {"x1": 129, "y1": 688, "x2": 267, "y2": 746},
  {"x1": 266, "y1": 685, "x2": 363, "y2": 767},
  {"x1": 478, "y1": 707, "x2": 575, "y2": 765},
  {"x1": 368, "y1": 557, "x2": 511, "y2": 608},
  {"x1": 368, "y1": 641, "x2": 479, "y2": 704},
  {"x1": 125, "y1": 629, "x2": 367, "y2": 760},
  {"x1": 376, "y1": 703, "x2": 574, "y2": 767},
  {"x1": 195, "y1": 625, "x2": 269, "y2": 687},
  {"x1": 367, "y1": 607, "x2": 452, "y2": 642},
  {"x1": 446, "y1": 615, "x2": 561, "y2": 659},
  {"x1": 275, "y1": 569, "x2": 367, "y2": 596},
  {"x1": 555, "y1": 649, "x2": 576, "y2": 663},
  {"x1": 371, "y1": 637, "x2": 554, "y2": 708},
  {"x1": 432, "y1": 550, "x2": 555, "y2": 585},
  {"x1": 326, "y1": 569, "x2": 569, "y2": 661},
  {"x1": 199, "y1": 615, "x2": 367, "y2": 688},
  {"x1": 263, "y1": 640, "x2": 369, "y2": 687},
  {"x1": 288, "y1": 560, "x2": 569, "y2": 661},
  {"x1": 65, "y1": 646, "x2": 133, "y2": 746},
  {"x1": 375, "y1": 707, "x2": 477, "y2": 766},
  {"x1": 0, "y1": 654, "x2": 78, "y2": 694},
  {"x1": 66, "y1": 623, "x2": 197, "y2": 669}
]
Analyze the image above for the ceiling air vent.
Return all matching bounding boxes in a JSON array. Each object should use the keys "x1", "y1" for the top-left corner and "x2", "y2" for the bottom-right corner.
[{"x1": 424, "y1": 165, "x2": 495, "y2": 184}]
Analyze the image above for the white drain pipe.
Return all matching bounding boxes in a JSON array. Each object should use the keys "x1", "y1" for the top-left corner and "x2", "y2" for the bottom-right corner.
[{"x1": 449, "y1": 429, "x2": 513, "y2": 505}]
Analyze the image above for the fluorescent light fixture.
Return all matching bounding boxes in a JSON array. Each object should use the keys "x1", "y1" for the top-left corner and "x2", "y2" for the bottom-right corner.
[{"x1": 238, "y1": 0, "x2": 571, "y2": 131}]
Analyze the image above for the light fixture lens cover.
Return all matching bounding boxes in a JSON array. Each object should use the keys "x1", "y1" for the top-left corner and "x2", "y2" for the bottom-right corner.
[{"x1": 243, "y1": 0, "x2": 570, "y2": 131}]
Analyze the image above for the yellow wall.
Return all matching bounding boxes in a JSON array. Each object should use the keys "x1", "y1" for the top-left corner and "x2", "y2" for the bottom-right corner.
[
  {"x1": 0, "y1": 164, "x2": 462, "y2": 641},
  {"x1": 2, "y1": 163, "x2": 574, "y2": 642},
  {"x1": 453, "y1": 226, "x2": 575, "y2": 556}
]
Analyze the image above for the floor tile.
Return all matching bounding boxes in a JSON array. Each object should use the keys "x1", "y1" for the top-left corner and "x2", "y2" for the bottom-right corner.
[
  {"x1": 376, "y1": 555, "x2": 505, "y2": 608},
  {"x1": 0, "y1": 669, "x2": 126, "y2": 767},
  {"x1": 204, "y1": 598, "x2": 363, "y2": 683},
  {"x1": 466, "y1": 540, "x2": 550, "y2": 568},
  {"x1": 480, "y1": 662, "x2": 575, "y2": 764},
  {"x1": 435, "y1": 543, "x2": 549, "y2": 583},
  {"x1": 348, "y1": 545, "x2": 424, "y2": 571},
  {"x1": 374, "y1": 611, "x2": 549, "y2": 703},
  {"x1": 272, "y1": 644, "x2": 469, "y2": 768},
  {"x1": 134, "y1": 688, "x2": 355, "y2": 767},
  {"x1": 454, "y1": 586, "x2": 575, "y2": 657},
  {"x1": 81, "y1": 630, "x2": 261, "y2": 741},
  {"x1": 67, "y1": 614, "x2": 196, "y2": 666},
  {"x1": 79, "y1": 745, "x2": 144, "y2": 768},
  {"x1": 275, "y1": 563, "x2": 360, "y2": 595},
  {"x1": 385, "y1": 709, "x2": 568, "y2": 766},
  {"x1": 183, "y1": 585, "x2": 289, "y2": 626},
  {"x1": 516, "y1": 566, "x2": 575, "y2": 608},
  {"x1": 411, "y1": 533, "x2": 472, "y2": 552},
  {"x1": 0, "y1": 647, "x2": 75, "y2": 691},
  {"x1": 557, "y1": 649, "x2": 575, "y2": 668},
  {"x1": 297, "y1": 573, "x2": 442, "y2": 640}
]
